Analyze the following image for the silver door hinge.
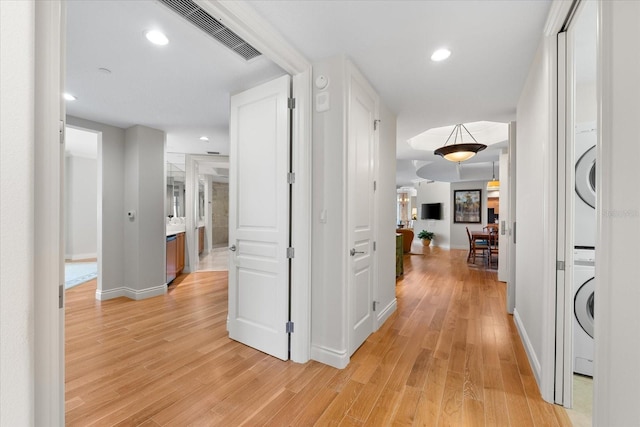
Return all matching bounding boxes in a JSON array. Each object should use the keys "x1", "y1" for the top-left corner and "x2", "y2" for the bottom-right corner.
[
  {"x1": 557, "y1": 260, "x2": 565, "y2": 271},
  {"x1": 373, "y1": 241, "x2": 377, "y2": 251},
  {"x1": 59, "y1": 284, "x2": 64, "y2": 308},
  {"x1": 286, "y1": 321, "x2": 294, "y2": 333},
  {"x1": 287, "y1": 172, "x2": 295, "y2": 184},
  {"x1": 286, "y1": 247, "x2": 295, "y2": 259},
  {"x1": 288, "y1": 98, "x2": 296, "y2": 109},
  {"x1": 374, "y1": 119, "x2": 381, "y2": 131},
  {"x1": 373, "y1": 181, "x2": 377, "y2": 191},
  {"x1": 59, "y1": 120, "x2": 65, "y2": 145}
]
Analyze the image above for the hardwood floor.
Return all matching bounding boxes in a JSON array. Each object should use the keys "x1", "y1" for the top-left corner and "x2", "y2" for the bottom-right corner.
[{"x1": 65, "y1": 245, "x2": 571, "y2": 426}]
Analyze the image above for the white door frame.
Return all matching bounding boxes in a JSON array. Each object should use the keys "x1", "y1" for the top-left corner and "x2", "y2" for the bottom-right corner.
[{"x1": 35, "y1": 0, "x2": 312, "y2": 420}]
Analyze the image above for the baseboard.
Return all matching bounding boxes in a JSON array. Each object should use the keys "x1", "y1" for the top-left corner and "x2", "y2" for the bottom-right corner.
[
  {"x1": 95, "y1": 287, "x2": 125, "y2": 301},
  {"x1": 96, "y1": 284, "x2": 167, "y2": 301},
  {"x1": 376, "y1": 298, "x2": 397, "y2": 329},
  {"x1": 513, "y1": 308, "x2": 542, "y2": 385},
  {"x1": 310, "y1": 344, "x2": 349, "y2": 369},
  {"x1": 65, "y1": 252, "x2": 97, "y2": 261}
]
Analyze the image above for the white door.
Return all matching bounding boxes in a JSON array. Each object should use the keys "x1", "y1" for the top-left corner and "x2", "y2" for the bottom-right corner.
[
  {"x1": 228, "y1": 75, "x2": 291, "y2": 360},
  {"x1": 348, "y1": 74, "x2": 377, "y2": 355}
]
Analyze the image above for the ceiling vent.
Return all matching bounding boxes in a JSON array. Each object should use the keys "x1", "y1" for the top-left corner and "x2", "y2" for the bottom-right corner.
[{"x1": 158, "y1": 0, "x2": 261, "y2": 61}]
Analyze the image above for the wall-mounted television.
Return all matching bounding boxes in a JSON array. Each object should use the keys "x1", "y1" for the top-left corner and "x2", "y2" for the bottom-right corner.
[{"x1": 421, "y1": 203, "x2": 442, "y2": 220}]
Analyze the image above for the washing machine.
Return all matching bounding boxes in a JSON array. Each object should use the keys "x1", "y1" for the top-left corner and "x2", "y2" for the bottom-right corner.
[
  {"x1": 573, "y1": 248, "x2": 595, "y2": 377},
  {"x1": 574, "y1": 122, "x2": 597, "y2": 249}
]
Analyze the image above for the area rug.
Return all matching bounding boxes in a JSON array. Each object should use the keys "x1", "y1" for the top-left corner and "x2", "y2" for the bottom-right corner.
[{"x1": 65, "y1": 262, "x2": 97, "y2": 289}]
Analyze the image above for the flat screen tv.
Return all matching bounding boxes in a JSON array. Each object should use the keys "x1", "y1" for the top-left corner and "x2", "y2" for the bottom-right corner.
[{"x1": 421, "y1": 203, "x2": 442, "y2": 220}]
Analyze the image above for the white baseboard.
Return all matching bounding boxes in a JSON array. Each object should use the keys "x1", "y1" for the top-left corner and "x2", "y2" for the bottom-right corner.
[
  {"x1": 513, "y1": 308, "x2": 542, "y2": 385},
  {"x1": 96, "y1": 284, "x2": 167, "y2": 301},
  {"x1": 376, "y1": 298, "x2": 397, "y2": 329},
  {"x1": 65, "y1": 252, "x2": 97, "y2": 261},
  {"x1": 310, "y1": 344, "x2": 349, "y2": 369}
]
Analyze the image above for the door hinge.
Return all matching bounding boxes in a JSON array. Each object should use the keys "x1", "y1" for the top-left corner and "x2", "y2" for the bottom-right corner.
[
  {"x1": 287, "y1": 172, "x2": 295, "y2": 184},
  {"x1": 373, "y1": 241, "x2": 377, "y2": 251},
  {"x1": 59, "y1": 120, "x2": 65, "y2": 145},
  {"x1": 372, "y1": 301, "x2": 378, "y2": 311},
  {"x1": 373, "y1": 119, "x2": 381, "y2": 131},
  {"x1": 286, "y1": 247, "x2": 295, "y2": 259},
  {"x1": 373, "y1": 181, "x2": 377, "y2": 191},
  {"x1": 59, "y1": 284, "x2": 64, "y2": 308},
  {"x1": 288, "y1": 98, "x2": 296, "y2": 110},
  {"x1": 286, "y1": 321, "x2": 294, "y2": 333},
  {"x1": 557, "y1": 260, "x2": 565, "y2": 271}
]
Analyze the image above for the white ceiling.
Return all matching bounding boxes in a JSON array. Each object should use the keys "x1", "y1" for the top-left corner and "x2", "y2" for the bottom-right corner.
[{"x1": 65, "y1": 0, "x2": 553, "y2": 187}]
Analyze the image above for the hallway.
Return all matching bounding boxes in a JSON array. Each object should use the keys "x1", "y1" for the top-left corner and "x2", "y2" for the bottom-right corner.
[{"x1": 65, "y1": 245, "x2": 570, "y2": 425}]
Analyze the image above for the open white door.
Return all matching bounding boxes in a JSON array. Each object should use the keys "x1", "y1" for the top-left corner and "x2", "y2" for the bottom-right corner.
[
  {"x1": 228, "y1": 74, "x2": 291, "y2": 360},
  {"x1": 348, "y1": 71, "x2": 377, "y2": 355}
]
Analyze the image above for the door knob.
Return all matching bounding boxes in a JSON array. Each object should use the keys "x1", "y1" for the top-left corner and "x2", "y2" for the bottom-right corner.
[
  {"x1": 350, "y1": 248, "x2": 365, "y2": 256},
  {"x1": 229, "y1": 245, "x2": 237, "y2": 252}
]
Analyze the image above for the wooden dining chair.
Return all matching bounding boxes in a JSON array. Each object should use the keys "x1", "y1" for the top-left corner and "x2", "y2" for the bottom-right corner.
[
  {"x1": 487, "y1": 232, "x2": 499, "y2": 269},
  {"x1": 466, "y1": 227, "x2": 488, "y2": 263}
]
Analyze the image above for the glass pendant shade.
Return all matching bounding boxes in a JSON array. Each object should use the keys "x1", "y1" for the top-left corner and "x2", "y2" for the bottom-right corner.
[{"x1": 434, "y1": 124, "x2": 487, "y2": 162}]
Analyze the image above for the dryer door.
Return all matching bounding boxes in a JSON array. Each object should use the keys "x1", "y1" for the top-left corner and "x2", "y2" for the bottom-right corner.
[
  {"x1": 574, "y1": 277, "x2": 595, "y2": 338},
  {"x1": 575, "y1": 145, "x2": 596, "y2": 209}
]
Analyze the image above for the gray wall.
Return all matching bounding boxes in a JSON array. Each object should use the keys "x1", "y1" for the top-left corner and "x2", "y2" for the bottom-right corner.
[
  {"x1": 65, "y1": 155, "x2": 97, "y2": 260},
  {"x1": 67, "y1": 115, "x2": 126, "y2": 296},
  {"x1": 124, "y1": 125, "x2": 166, "y2": 298}
]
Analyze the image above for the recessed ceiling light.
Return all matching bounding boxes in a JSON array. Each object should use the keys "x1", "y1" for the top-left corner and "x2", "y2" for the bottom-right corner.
[
  {"x1": 63, "y1": 93, "x2": 77, "y2": 101},
  {"x1": 145, "y1": 30, "x2": 169, "y2": 46},
  {"x1": 199, "y1": 136, "x2": 209, "y2": 141},
  {"x1": 431, "y1": 48, "x2": 451, "y2": 62}
]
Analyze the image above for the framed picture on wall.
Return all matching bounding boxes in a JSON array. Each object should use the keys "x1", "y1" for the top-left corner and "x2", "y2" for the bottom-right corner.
[{"x1": 454, "y1": 189, "x2": 482, "y2": 223}]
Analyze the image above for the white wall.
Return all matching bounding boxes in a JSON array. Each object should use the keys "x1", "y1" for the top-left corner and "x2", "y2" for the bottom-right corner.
[
  {"x1": 65, "y1": 155, "x2": 98, "y2": 260},
  {"x1": 0, "y1": 1, "x2": 35, "y2": 423},
  {"x1": 514, "y1": 37, "x2": 553, "y2": 393},
  {"x1": 376, "y1": 102, "x2": 397, "y2": 327},
  {"x1": 67, "y1": 116, "x2": 127, "y2": 298},
  {"x1": 595, "y1": 2, "x2": 640, "y2": 424},
  {"x1": 414, "y1": 181, "x2": 451, "y2": 248},
  {"x1": 310, "y1": 56, "x2": 396, "y2": 368},
  {"x1": 311, "y1": 55, "x2": 348, "y2": 367}
]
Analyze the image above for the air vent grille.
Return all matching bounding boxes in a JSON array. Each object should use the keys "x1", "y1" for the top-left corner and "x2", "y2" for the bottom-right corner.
[{"x1": 158, "y1": 0, "x2": 261, "y2": 61}]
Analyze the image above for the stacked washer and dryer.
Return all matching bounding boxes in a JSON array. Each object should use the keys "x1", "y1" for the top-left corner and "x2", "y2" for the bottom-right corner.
[{"x1": 573, "y1": 122, "x2": 596, "y2": 377}]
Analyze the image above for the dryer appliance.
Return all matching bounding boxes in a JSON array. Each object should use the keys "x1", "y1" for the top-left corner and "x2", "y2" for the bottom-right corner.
[
  {"x1": 573, "y1": 248, "x2": 595, "y2": 377},
  {"x1": 574, "y1": 122, "x2": 597, "y2": 248}
]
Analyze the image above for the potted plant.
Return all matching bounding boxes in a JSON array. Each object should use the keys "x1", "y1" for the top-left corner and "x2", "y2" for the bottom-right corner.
[{"x1": 417, "y1": 230, "x2": 435, "y2": 246}]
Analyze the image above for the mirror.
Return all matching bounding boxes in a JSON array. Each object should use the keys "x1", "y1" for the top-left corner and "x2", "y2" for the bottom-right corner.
[
  {"x1": 198, "y1": 178, "x2": 205, "y2": 220},
  {"x1": 166, "y1": 154, "x2": 186, "y2": 218}
]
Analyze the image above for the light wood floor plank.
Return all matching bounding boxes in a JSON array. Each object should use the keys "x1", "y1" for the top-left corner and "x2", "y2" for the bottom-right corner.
[{"x1": 65, "y1": 247, "x2": 570, "y2": 426}]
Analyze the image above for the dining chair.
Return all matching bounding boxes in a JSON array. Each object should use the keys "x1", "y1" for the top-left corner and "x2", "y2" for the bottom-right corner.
[
  {"x1": 466, "y1": 226, "x2": 488, "y2": 263},
  {"x1": 487, "y1": 232, "x2": 499, "y2": 269}
]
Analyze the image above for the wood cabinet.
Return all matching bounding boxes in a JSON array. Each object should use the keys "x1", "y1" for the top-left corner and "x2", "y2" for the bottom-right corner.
[{"x1": 176, "y1": 232, "x2": 185, "y2": 274}]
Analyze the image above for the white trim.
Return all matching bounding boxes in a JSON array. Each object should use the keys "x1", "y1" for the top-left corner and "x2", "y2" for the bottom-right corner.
[
  {"x1": 376, "y1": 298, "x2": 397, "y2": 327},
  {"x1": 310, "y1": 345, "x2": 349, "y2": 369},
  {"x1": 33, "y1": 0, "x2": 64, "y2": 424},
  {"x1": 196, "y1": 0, "x2": 311, "y2": 74},
  {"x1": 289, "y1": 69, "x2": 312, "y2": 363},
  {"x1": 514, "y1": 308, "x2": 542, "y2": 384},
  {"x1": 96, "y1": 285, "x2": 167, "y2": 301}
]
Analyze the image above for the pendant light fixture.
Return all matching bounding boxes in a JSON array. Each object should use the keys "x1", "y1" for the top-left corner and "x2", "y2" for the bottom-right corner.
[
  {"x1": 487, "y1": 161, "x2": 500, "y2": 190},
  {"x1": 434, "y1": 123, "x2": 487, "y2": 162}
]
